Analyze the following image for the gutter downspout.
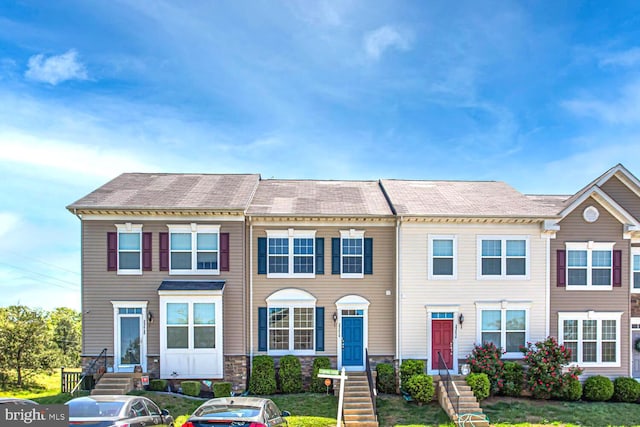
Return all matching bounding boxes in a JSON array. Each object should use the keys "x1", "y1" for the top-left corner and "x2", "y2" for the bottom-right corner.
[
  {"x1": 249, "y1": 217, "x2": 254, "y2": 373},
  {"x1": 545, "y1": 233, "x2": 550, "y2": 338},
  {"x1": 396, "y1": 216, "x2": 402, "y2": 366}
]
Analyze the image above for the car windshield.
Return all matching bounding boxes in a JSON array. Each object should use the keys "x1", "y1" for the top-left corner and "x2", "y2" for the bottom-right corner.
[
  {"x1": 68, "y1": 400, "x2": 125, "y2": 417},
  {"x1": 194, "y1": 405, "x2": 260, "y2": 419}
]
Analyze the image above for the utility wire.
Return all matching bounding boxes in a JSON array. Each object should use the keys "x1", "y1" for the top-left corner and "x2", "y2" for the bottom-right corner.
[
  {"x1": 6, "y1": 251, "x2": 81, "y2": 276},
  {"x1": 0, "y1": 261, "x2": 80, "y2": 290}
]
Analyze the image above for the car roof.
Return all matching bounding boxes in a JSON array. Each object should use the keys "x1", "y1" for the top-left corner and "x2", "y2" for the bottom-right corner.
[
  {"x1": 0, "y1": 397, "x2": 38, "y2": 404},
  {"x1": 66, "y1": 395, "x2": 141, "y2": 404},
  {"x1": 200, "y1": 397, "x2": 272, "y2": 407}
]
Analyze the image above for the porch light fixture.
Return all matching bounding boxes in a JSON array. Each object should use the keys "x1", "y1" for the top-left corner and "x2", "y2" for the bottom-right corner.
[
  {"x1": 458, "y1": 313, "x2": 464, "y2": 326},
  {"x1": 148, "y1": 311, "x2": 154, "y2": 323},
  {"x1": 332, "y1": 312, "x2": 337, "y2": 324}
]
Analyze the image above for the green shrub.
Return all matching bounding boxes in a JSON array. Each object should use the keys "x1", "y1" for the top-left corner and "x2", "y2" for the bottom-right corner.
[
  {"x1": 376, "y1": 363, "x2": 396, "y2": 394},
  {"x1": 500, "y1": 361, "x2": 523, "y2": 397},
  {"x1": 249, "y1": 355, "x2": 277, "y2": 395},
  {"x1": 149, "y1": 379, "x2": 168, "y2": 391},
  {"x1": 400, "y1": 359, "x2": 424, "y2": 388},
  {"x1": 560, "y1": 375, "x2": 582, "y2": 401},
  {"x1": 613, "y1": 377, "x2": 640, "y2": 402},
  {"x1": 466, "y1": 373, "x2": 490, "y2": 401},
  {"x1": 583, "y1": 375, "x2": 614, "y2": 401},
  {"x1": 181, "y1": 380, "x2": 201, "y2": 397},
  {"x1": 309, "y1": 357, "x2": 332, "y2": 393},
  {"x1": 404, "y1": 374, "x2": 434, "y2": 405},
  {"x1": 213, "y1": 382, "x2": 232, "y2": 397},
  {"x1": 279, "y1": 355, "x2": 303, "y2": 394},
  {"x1": 521, "y1": 337, "x2": 583, "y2": 399},
  {"x1": 466, "y1": 342, "x2": 504, "y2": 395}
]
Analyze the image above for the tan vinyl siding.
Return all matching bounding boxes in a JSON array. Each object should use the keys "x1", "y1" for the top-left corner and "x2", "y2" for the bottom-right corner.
[
  {"x1": 399, "y1": 222, "x2": 548, "y2": 362},
  {"x1": 250, "y1": 224, "x2": 396, "y2": 357},
  {"x1": 81, "y1": 220, "x2": 246, "y2": 357},
  {"x1": 601, "y1": 176, "x2": 640, "y2": 221},
  {"x1": 550, "y1": 197, "x2": 630, "y2": 377}
]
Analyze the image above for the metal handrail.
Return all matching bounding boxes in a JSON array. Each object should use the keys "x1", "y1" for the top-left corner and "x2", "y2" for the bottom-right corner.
[
  {"x1": 365, "y1": 348, "x2": 377, "y2": 418},
  {"x1": 437, "y1": 351, "x2": 459, "y2": 416},
  {"x1": 69, "y1": 348, "x2": 108, "y2": 395}
]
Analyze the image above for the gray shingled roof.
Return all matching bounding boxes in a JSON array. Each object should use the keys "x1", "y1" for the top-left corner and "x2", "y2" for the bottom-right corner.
[
  {"x1": 380, "y1": 180, "x2": 560, "y2": 218},
  {"x1": 67, "y1": 173, "x2": 260, "y2": 211},
  {"x1": 525, "y1": 194, "x2": 571, "y2": 213},
  {"x1": 246, "y1": 180, "x2": 394, "y2": 216},
  {"x1": 158, "y1": 280, "x2": 225, "y2": 291}
]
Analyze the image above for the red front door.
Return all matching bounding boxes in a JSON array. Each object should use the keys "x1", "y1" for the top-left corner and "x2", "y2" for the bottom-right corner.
[{"x1": 432, "y1": 320, "x2": 453, "y2": 370}]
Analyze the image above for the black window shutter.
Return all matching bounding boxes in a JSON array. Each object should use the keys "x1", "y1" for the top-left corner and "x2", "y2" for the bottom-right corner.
[
  {"x1": 364, "y1": 237, "x2": 373, "y2": 275},
  {"x1": 258, "y1": 237, "x2": 267, "y2": 274},
  {"x1": 556, "y1": 250, "x2": 566, "y2": 287},
  {"x1": 258, "y1": 307, "x2": 267, "y2": 351},
  {"x1": 316, "y1": 307, "x2": 324, "y2": 351},
  {"x1": 331, "y1": 237, "x2": 340, "y2": 275},
  {"x1": 315, "y1": 237, "x2": 324, "y2": 275}
]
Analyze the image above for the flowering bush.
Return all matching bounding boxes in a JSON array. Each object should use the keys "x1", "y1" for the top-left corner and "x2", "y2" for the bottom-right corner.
[
  {"x1": 466, "y1": 342, "x2": 504, "y2": 395},
  {"x1": 520, "y1": 337, "x2": 583, "y2": 399}
]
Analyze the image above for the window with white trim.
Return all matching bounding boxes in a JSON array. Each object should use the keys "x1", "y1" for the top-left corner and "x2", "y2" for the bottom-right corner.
[
  {"x1": 267, "y1": 230, "x2": 316, "y2": 278},
  {"x1": 429, "y1": 235, "x2": 456, "y2": 279},
  {"x1": 633, "y1": 248, "x2": 640, "y2": 292},
  {"x1": 268, "y1": 307, "x2": 314, "y2": 353},
  {"x1": 477, "y1": 236, "x2": 529, "y2": 279},
  {"x1": 566, "y1": 242, "x2": 614, "y2": 288},
  {"x1": 168, "y1": 224, "x2": 220, "y2": 274},
  {"x1": 166, "y1": 301, "x2": 216, "y2": 349},
  {"x1": 116, "y1": 224, "x2": 142, "y2": 274},
  {"x1": 477, "y1": 303, "x2": 528, "y2": 357},
  {"x1": 341, "y1": 230, "x2": 364, "y2": 278},
  {"x1": 558, "y1": 312, "x2": 621, "y2": 366}
]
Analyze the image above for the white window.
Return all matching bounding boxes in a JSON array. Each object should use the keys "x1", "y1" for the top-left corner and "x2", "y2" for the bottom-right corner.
[
  {"x1": 166, "y1": 302, "x2": 217, "y2": 349},
  {"x1": 268, "y1": 307, "x2": 314, "y2": 353},
  {"x1": 476, "y1": 302, "x2": 529, "y2": 358},
  {"x1": 341, "y1": 230, "x2": 364, "y2": 278},
  {"x1": 266, "y1": 289, "x2": 316, "y2": 355},
  {"x1": 632, "y1": 248, "x2": 640, "y2": 292},
  {"x1": 566, "y1": 242, "x2": 614, "y2": 289},
  {"x1": 116, "y1": 224, "x2": 142, "y2": 275},
  {"x1": 266, "y1": 229, "x2": 316, "y2": 278},
  {"x1": 168, "y1": 224, "x2": 220, "y2": 275},
  {"x1": 477, "y1": 236, "x2": 529, "y2": 279},
  {"x1": 558, "y1": 312, "x2": 622, "y2": 366},
  {"x1": 428, "y1": 235, "x2": 456, "y2": 279}
]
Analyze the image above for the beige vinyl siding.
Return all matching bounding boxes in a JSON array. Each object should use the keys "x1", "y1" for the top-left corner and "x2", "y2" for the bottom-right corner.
[
  {"x1": 399, "y1": 222, "x2": 548, "y2": 362},
  {"x1": 550, "y1": 197, "x2": 630, "y2": 377},
  {"x1": 250, "y1": 224, "x2": 396, "y2": 357},
  {"x1": 81, "y1": 220, "x2": 246, "y2": 357},
  {"x1": 601, "y1": 176, "x2": 640, "y2": 221}
]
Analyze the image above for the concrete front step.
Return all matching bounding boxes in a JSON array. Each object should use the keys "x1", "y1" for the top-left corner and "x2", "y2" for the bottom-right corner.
[
  {"x1": 344, "y1": 422, "x2": 378, "y2": 427},
  {"x1": 344, "y1": 408, "x2": 375, "y2": 416}
]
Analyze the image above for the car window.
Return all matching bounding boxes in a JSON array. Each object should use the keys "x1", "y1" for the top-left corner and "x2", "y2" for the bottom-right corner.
[
  {"x1": 144, "y1": 399, "x2": 161, "y2": 416},
  {"x1": 266, "y1": 402, "x2": 280, "y2": 421},
  {"x1": 130, "y1": 400, "x2": 150, "y2": 417}
]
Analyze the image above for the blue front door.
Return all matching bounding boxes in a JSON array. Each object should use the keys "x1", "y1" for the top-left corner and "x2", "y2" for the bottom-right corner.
[{"x1": 342, "y1": 317, "x2": 363, "y2": 367}]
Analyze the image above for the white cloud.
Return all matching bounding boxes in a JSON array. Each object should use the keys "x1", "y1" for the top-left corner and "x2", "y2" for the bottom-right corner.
[
  {"x1": 0, "y1": 212, "x2": 20, "y2": 238},
  {"x1": 363, "y1": 25, "x2": 411, "y2": 60},
  {"x1": 599, "y1": 47, "x2": 640, "y2": 68},
  {"x1": 25, "y1": 49, "x2": 88, "y2": 85},
  {"x1": 562, "y1": 80, "x2": 640, "y2": 125},
  {"x1": 0, "y1": 132, "x2": 156, "y2": 179}
]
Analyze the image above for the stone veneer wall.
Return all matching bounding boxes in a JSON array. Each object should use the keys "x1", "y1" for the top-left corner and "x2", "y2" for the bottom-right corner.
[
  {"x1": 225, "y1": 355, "x2": 249, "y2": 392},
  {"x1": 631, "y1": 295, "x2": 640, "y2": 317}
]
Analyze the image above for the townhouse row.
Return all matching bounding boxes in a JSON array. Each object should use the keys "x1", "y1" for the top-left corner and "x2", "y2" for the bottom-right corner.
[{"x1": 66, "y1": 164, "x2": 640, "y2": 389}]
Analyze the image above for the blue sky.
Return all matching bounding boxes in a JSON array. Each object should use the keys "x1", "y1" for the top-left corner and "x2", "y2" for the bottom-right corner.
[{"x1": 2, "y1": 1, "x2": 640, "y2": 311}]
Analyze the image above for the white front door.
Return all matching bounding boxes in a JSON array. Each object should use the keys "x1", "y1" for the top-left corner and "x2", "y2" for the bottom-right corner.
[{"x1": 112, "y1": 302, "x2": 148, "y2": 373}]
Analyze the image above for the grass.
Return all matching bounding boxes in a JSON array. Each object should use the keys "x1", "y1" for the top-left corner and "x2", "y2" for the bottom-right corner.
[
  {"x1": 376, "y1": 394, "x2": 453, "y2": 427},
  {"x1": 0, "y1": 370, "x2": 69, "y2": 400}
]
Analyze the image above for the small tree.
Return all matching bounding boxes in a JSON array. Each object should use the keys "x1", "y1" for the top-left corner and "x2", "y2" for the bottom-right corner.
[
  {"x1": 0, "y1": 305, "x2": 58, "y2": 386},
  {"x1": 48, "y1": 307, "x2": 82, "y2": 368},
  {"x1": 520, "y1": 337, "x2": 582, "y2": 399}
]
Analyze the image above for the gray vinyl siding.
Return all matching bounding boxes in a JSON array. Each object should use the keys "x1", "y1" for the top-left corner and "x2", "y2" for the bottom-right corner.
[
  {"x1": 81, "y1": 220, "x2": 246, "y2": 357},
  {"x1": 550, "y1": 197, "x2": 630, "y2": 377},
  {"x1": 250, "y1": 224, "x2": 396, "y2": 357}
]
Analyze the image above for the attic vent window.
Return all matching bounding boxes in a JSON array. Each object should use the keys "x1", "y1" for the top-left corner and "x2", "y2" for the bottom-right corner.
[{"x1": 583, "y1": 206, "x2": 600, "y2": 223}]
